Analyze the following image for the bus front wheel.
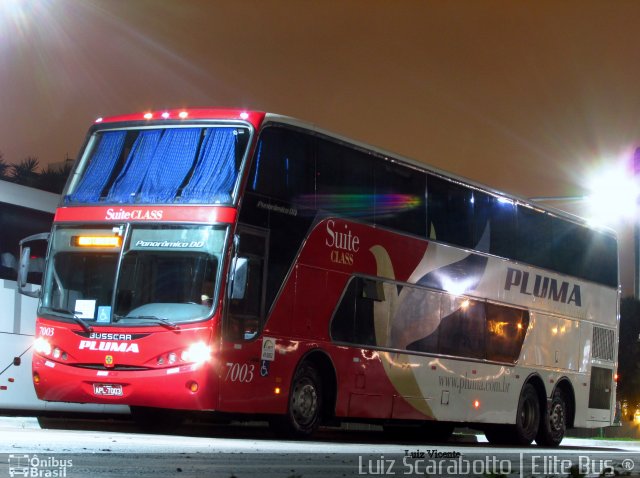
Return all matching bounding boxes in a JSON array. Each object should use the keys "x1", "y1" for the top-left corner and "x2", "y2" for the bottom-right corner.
[{"x1": 271, "y1": 363, "x2": 323, "y2": 439}]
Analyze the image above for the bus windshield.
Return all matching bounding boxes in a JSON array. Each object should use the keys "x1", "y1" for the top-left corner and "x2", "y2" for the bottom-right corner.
[
  {"x1": 64, "y1": 125, "x2": 251, "y2": 205},
  {"x1": 40, "y1": 225, "x2": 227, "y2": 325}
]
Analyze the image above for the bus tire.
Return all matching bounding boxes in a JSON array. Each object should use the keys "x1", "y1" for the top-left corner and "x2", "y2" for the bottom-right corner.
[
  {"x1": 514, "y1": 383, "x2": 540, "y2": 445},
  {"x1": 271, "y1": 363, "x2": 322, "y2": 439},
  {"x1": 535, "y1": 388, "x2": 566, "y2": 447}
]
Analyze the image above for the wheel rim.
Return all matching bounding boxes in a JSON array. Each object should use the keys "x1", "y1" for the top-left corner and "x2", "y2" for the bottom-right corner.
[
  {"x1": 549, "y1": 401, "x2": 565, "y2": 433},
  {"x1": 291, "y1": 378, "x2": 319, "y2": 427}
]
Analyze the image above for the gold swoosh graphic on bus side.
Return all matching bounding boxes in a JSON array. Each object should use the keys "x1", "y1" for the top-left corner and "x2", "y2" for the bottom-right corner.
[{"x1": 369, "y1": 245, "x2": 434, "y2": 418}]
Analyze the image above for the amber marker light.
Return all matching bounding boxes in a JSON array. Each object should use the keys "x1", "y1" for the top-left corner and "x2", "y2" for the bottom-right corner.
[
  {"x1": 188, "y1": 381, "x2": 199, "y2": 393},
  {"x1": 33, "y1": 373, "x2": 40, "y2": 384},
  {"x1": 274, "y1": 387, "x2": 281, "y2": 395},
  {"x1": 473, "y1": 400, "x2": 480, "y2": 409},
  {"x1": 72, "y1": 236, "x2": 122, "y2": 248}
]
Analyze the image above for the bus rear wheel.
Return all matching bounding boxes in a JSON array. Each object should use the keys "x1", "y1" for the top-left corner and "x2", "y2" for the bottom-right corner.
[
  {"x1": 271, "y1": 363, "x2": 322, "y2": 439},
  {"x1": 535, "y1": 388, "x2": 567, "y2": 447},
  {"x1": 513, "y1": 383, "x2": 540, "y2": 445},
  {"x1": 486, "y1": 384, "x2": 540, "y2": 446}
]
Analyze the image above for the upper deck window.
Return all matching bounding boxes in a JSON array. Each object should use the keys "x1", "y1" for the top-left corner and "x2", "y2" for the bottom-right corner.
[{"x1": 64, "y1": 125, "x2": 251, "y2": 205}]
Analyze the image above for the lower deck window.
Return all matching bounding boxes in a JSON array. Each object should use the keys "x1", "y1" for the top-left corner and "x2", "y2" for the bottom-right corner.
[{"x1": 330, "y1": 276, "x2": 529, "y2": 363}]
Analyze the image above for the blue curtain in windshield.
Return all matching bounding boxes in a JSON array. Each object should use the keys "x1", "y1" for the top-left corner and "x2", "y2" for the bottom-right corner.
[
  {"x1": 180, "y1": 128, "x2": 237, "y2": 203},
  {"x1": 106, "y1": 130, "x2": 163, "y2": 203},
  {"x1": 137, "y1": 128, "x2": 200, "y2": 202},
  {"x1": 65, "y1": 131, "x2": 126, "y2": 203}
]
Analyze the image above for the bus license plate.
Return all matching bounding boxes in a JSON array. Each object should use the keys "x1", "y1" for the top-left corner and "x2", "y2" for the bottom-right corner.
[{"x1": 93, "y1": 384, "x2": 123, "y2": 396}]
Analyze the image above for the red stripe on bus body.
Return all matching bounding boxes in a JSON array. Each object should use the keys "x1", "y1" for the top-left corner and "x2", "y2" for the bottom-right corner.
[{"x1": 54, "y1": 206, "x2": 237, "y2": 224}]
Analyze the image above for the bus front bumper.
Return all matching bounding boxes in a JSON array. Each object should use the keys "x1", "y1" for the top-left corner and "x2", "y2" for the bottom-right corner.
[{"x1": 32, "y1": 355, "x2": 218, "y2": 410}]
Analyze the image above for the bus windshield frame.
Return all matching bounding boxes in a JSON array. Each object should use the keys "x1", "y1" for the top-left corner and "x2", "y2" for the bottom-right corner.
[{"x1": 39, "y1": 223, "x2": 229, "y2": 326}]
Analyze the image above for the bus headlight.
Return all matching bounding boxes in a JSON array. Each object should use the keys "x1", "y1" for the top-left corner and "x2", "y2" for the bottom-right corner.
[
  {"x1": 181, "y1": 342, "x2": 211, "y2": 364},
  {"x1": 34, "y1": 337, "x2": 52, "y2": 356},
  {"x1": 155, "y1": 342, "x2": 212, "y2": 367}
]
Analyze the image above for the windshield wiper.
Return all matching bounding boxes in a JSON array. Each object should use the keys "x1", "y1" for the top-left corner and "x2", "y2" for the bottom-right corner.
[
  {"x1": 47, "y1": 307, "x2": 94, "y2": 333},
  {"x1": 113, "y1": 315, "x2": 180, "y2": 330}
]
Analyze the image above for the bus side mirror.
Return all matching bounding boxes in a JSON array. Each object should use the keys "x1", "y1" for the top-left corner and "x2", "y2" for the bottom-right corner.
[
  {"x1": 230, "y1": 257, "x2": 248, "y2": 300},
  {"x1": 18, "y1": 232, "x2": 50, "y2": 299},
  {"x1": 18, "y1": 247, "x2": 33, "y2": 296}
]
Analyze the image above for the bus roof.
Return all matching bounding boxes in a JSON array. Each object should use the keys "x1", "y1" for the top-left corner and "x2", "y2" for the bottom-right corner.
[
  {"x1": 90, "y1": 108, "x2": 615, "y2": 239},
  {"x1": 263, "y1": 113, "x2": 616, "y2": 238}
]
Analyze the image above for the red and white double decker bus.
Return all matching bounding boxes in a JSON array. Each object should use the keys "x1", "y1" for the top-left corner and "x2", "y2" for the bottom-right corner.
[{"x1": 19, "y1": 108, "x2": 618, "y2": 445}]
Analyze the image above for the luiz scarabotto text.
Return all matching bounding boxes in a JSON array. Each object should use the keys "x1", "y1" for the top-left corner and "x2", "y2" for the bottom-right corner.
[{"x1": 356, "y1": 451, "x2": 632, "y2": 476}]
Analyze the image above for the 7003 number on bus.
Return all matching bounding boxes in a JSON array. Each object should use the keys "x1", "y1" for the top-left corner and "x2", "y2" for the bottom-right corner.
[{"x1": 225, "y1": 363, "x2": 255, "y2": 383}]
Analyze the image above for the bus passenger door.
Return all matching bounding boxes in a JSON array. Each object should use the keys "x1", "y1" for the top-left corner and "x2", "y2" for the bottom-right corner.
[{"x1": 219, "y1": 226, "x2": 269, "y2": 411}]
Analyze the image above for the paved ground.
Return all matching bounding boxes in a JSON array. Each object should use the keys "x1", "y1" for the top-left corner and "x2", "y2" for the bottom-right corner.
[
  {"x1": 3, "y1": 415, "x2": 640, "y2": 452},
  {"x1": 2, "y1": 417, "x2": 640, "y2": 477}
]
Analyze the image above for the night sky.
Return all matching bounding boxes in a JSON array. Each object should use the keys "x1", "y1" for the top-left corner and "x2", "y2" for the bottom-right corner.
[{"x1": 1, "y1": 0, "x2": 639, "y2": 294}]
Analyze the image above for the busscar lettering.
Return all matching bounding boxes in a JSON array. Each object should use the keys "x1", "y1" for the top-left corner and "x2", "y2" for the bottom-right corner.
[
  {"x1": 79, "y1": 340, "x2": 139, "y2": 353},
  {"x1": 105, "y1": 208, "x2": 164, "y2": 221},
  {"x1": 89, "y1": 333, "x2": 132, "y2": 341},
  {"x1": 504, "y1": 267, "x2": 582, "y2": 306},
  {"x1": 326, "y1": 220, "x2": 359, "y2": 266}
]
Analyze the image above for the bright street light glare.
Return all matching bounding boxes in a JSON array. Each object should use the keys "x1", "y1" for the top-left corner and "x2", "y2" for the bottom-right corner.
[
  {"x1": 0, "y1": 0, "x2": 55, "y2": 50},
  {"x1": 585, "y1": 164, "x2": 639, "y2": 226},
  {"x1": 0, "y1": 0, "x2": 27, "y2": 28},
  {"x1": 0, "y1": 0, "x2": 40, "y2": 29}
]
